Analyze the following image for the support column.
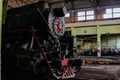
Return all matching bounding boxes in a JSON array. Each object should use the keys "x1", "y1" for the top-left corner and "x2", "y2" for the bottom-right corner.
[
  {"x1": 71, "y1": 26, "x2": 75, "y2": 36},
  {"x1": 97, "y1": 24, "x2": 101, "y2": 57},
  {"x1": 0, "y1": 0, "x2": 3, "y2": 78},
  {"x1": 0, "y1": 0, "x2": 3, "y2": 54},
  {"x1": 2, "y1": 0, "x2": 8, "y2": 24},
  {"x1": 73, "y1": 36, "x2": 77, "y2": 58}
]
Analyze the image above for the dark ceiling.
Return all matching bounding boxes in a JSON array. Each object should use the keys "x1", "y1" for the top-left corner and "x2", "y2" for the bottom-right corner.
[{"x1": 7, "y1": 0, "x2": 120, "y2": 10}]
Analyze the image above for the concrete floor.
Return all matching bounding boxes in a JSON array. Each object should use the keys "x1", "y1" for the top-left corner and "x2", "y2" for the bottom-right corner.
[
  {"x1": 74, "y1": 65, "x2": 120, "y2": 80},
  {"x1": 1, "y1": 56, "x2": 120, "y2": 80},
  {"x1": 80, "y1": 56, "x2": 120, "y2": 62},
  {"x1": 74, "y1": 56, "x2": 120, "y2": 80}
]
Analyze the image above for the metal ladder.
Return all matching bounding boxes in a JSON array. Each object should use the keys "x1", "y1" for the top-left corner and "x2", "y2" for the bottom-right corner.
[{"x1": 30, "y1": 27, "x2": 55, "y2": 79}]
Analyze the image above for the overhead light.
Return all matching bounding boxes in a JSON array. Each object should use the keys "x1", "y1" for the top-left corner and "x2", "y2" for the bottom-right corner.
[{"x1": 91, "y1": 0, "x2": 94, "y2": 2}]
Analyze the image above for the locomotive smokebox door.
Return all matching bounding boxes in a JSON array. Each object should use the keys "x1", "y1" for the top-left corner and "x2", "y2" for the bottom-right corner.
[{"x1": 48, "y1": 13, "x2": 65, "y2": 39}]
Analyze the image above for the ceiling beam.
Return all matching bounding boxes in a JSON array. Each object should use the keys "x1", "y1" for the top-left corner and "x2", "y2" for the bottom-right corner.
[{"x1": 15, "y1": 0, "x2": 21, "y2": 7}]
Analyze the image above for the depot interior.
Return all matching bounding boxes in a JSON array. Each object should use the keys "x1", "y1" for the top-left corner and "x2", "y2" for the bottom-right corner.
[{"x1": 0, "y1": 0, "x2": 120, "y2": 80}]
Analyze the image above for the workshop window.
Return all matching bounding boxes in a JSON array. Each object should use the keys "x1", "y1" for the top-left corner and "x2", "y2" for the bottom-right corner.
[
  {"x1": 77, "y1": 11, "x2": 85, "y2": 20},
  {"x1": 103, "y1": 8, "x2": 113, "y2": 18},
  {"x1": 103, "y1": 8, "x2": 120, "y2": 19},
  {"x1": 113, "y1": 8, "x2": 120, "y2": 18},
  {"x1": 77, "y1": 10, "x2": 94, "y2": 21},
  {"x1": 86, "y1": 10, "x2": 94, "y2": 20}
]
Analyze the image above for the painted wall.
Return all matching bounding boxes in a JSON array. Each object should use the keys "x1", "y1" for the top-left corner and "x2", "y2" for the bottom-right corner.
[
  {"x1": 65, "y1": 24, "x2": 120, "y2": 36},
  {"x1": 65, "y1": 24, "x2": 120, "y2": 50},
  {"x1": 72, "y1": 26, "x2": 97, "y2": 36},
  {"x1": 100, "y1": 25, "x2": 120, "y2": 34}
]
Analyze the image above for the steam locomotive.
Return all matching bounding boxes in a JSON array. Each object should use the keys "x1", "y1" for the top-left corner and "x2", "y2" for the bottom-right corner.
[{"x1": 2, "y1": 1, "x2": 82, "y2": 80}]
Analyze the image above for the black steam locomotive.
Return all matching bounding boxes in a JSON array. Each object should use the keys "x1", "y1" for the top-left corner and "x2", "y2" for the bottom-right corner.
[{"x1": 2, "y1": 1, "x2": 82, "y2": 80}]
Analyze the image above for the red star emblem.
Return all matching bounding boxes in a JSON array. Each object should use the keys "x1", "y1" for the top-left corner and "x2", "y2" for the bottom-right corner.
[{"x1": 56, "y1": 21, "x2": 61, "y2": 32}]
